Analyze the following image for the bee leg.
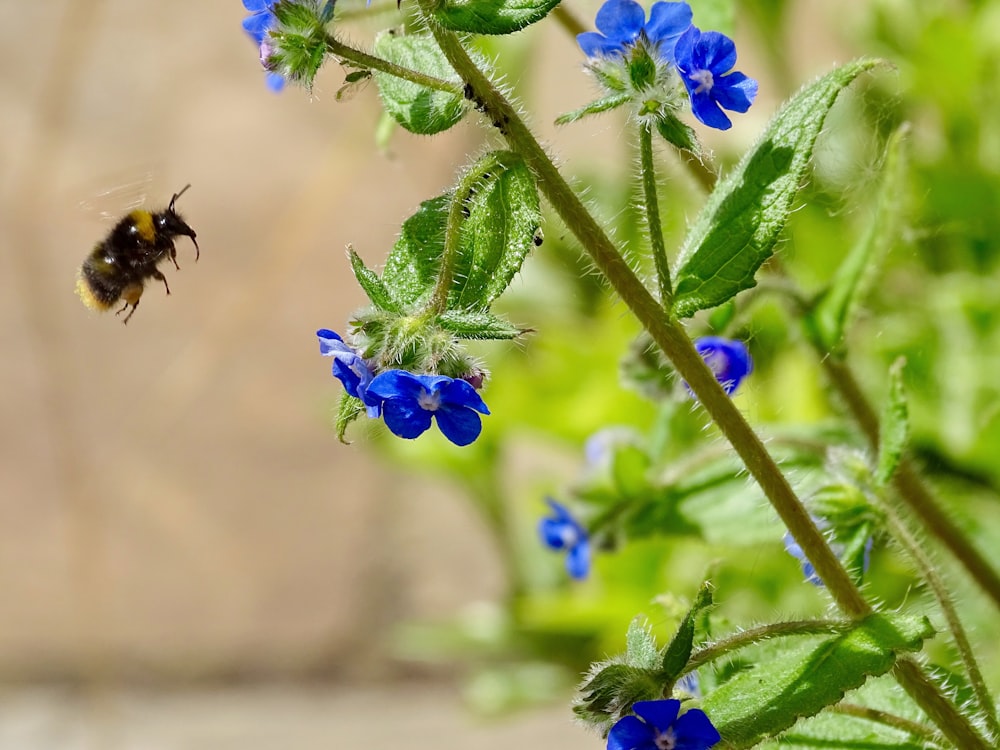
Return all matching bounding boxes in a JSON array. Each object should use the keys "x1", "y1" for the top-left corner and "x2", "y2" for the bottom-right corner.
[
  {"x1": 116, "y1": 301, "x2": 139, "y2": 325},
  {"x1": 151, "y1": 267, "x2": 171, "y2": 295},
  {"x1": 168, "y1": 246, "x2": 180, "y2": 271}
]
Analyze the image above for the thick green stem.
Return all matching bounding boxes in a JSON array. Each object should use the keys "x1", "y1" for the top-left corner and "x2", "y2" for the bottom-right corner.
[
  {"x1": 399, "y1": 14, "x2": 989, "y2": 746},
  {"x1": 833, "y1": 703, "x2": 944, "y2": 747},
  {"x1": 638, "y1": 122, "x2": 672, "y2": 302},
  {"x1": 418, "y1": 8, "x2": 868, "y2": 620}
]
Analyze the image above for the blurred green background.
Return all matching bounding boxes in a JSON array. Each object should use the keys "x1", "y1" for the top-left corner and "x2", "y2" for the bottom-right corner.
[{"x1": 1, "y1": 0, "x2": 998, "y2": 747}]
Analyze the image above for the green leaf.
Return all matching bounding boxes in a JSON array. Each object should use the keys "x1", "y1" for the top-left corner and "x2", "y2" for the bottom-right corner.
[
  {"x1": 875, "y1": 358, "x2": 909, "y2": 487},
  {"x1": 373, "y1": 32, "x2": 467, "y2": 135},
  {"x1": 434, "y1": 0, "x2": 562, "y2": 35},
  {"x1": 335, "y1": 392, "x2": 366, "y2": 443},
  {"x1": 349, "y1": 246, "x2": 402, "y2": 312},
  {"x1": 688, "y1": 0, "x2": 735, "y2": 37},
  {"x1": 701, "y1": 613, "x2": 935, "y2": 748},
  {"x1": 671, "y1": 58, "x2": 885, "y2": 319},
  {"x1": 554, "y1": 93, "x2": 631, "y2": 125},
  {"x1": 436, "y1": 309, "x2": 526, "y2": 340},
  {"x1": 382, "y1": 194, "x2": 450, "y2": 308},
  {"x1": 449, "y1": 151, "x2": 542, "y2": 309},
  {"x1": 806, "y1": 125, "x2": 910, "y2": 355},
  {"x1": 655, "y1": 112, "x2": 703, "y2": 157},
  {"x1": 661, "y1": 581, "x2": 714, "y2": 679},
  {"x1": 573, "y1": 662, "x2": 663, "y2": 733},
  {"x1": 625, "y1": 618, "x2": 661, "y2": 670}
]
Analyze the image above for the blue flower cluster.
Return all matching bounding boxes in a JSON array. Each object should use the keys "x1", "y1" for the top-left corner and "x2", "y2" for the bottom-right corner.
[
  {"x1": 608, "y1": 699, "x2": 721, "y2": 750},
  {"x1": 694, "y1": 336, "x2": 752, "y2": 396},
  {"x1": 241, "y1": 0, "x2": 340, "y2": 91},
  {"x1": 578, "y1": 0, "x2": 757, "y2": 130},
  {"x1": 784, "y1": 525, "x2": 873, "y2": 588},
  {"x1": 538, "y1": 498, "x2": 591, "y2": 580},
  {"x1": 317, "y1": 329, "x2": 490, "y2": 446}
]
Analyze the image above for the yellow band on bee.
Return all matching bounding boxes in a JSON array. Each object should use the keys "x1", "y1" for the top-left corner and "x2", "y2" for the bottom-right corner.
[
  {"x1": 76, "y1": 275, "x2": 113, "y2": 311},
  {"x1": 129, "y1": 209, "x2": 156, "y2": 243}
]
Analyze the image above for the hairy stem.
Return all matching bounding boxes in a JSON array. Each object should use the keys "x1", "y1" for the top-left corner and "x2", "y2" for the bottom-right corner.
[
  {"x1": 638, "y1": 122, "x2": 673, "y2": 302},
  {"x1": 686, "y1": 619, "x2": 849, "y2": 672},
  {"x1": 325, "y1": 35, "x2": 464, "y2": 96},
  {"x1": 833, "y1": 703, "x2": 944, "y2": 747}
]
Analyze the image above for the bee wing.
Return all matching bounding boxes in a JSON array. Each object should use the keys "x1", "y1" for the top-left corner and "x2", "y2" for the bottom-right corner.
[{"x1": 78, "y1": 169, "x2": 157, "y2": 222}]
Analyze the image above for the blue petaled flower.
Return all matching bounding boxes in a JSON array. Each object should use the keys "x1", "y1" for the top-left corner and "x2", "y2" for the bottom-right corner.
[
  {"x1": 578, "y1": 0, "x2": 692, "y2": 63},
  {"x1": 317, "y1": 329, "x2": 379, "y2": 417},
  {"x1": 673, "y1": 26, "x2": 758, "y2": 130},
  {"x1": 539, "y1": 498, "x2": 591, "y2": 580},
  {"x1": 784, "y1": 527, "x2": 873, "y2": 588},
  {"x1": 362, "y1": 370, "x2": 490, "y2": 446},
  {"x1": 242, "y1": 0, "x2": 287, "y2": 91},
  {"x1": 608, "y1": 699, "x2": 721, "y2": 750},
  {"x1": 694, "y1": 337, "x2": 752, "y2": 395}
]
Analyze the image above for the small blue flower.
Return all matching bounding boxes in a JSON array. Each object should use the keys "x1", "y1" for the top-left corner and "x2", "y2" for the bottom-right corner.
[
  {"x1": 673, "y1": 26, "x2": 757, "y2": 130},
  {"x1": 608, "y1": 699, "x2": 721, "y2": 750},
  {"x1": 362, "y1": 370, "x2": 490, "y2": 446},
  {"x1": 539, "y1": 498, "x2": 591, "y2": 580},
  {"x1": 317, "y1": 329, "x2": 379, "y2": 416},
  {"x1": 694, "y1": 337, "x2": 752, "y2": 395},
  {"x1": 578, "y1": 0, "x2": 692, "y2": 63},
  {"x1": 784, "y1": 527, "x2": 873, "y2": 588}
]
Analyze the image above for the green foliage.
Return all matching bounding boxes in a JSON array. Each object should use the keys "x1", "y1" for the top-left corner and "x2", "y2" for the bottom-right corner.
[
  {"x1": 433, "y1": 0, "x2": 563, "y2": 35},
  {"x1": 702, "y1": 614, "x2": 935, "y2": 747},
  {"x1": 373, "y1": 32, "x2": 468, "y2": 134},
  {"x1": 660, "y1": 581, "x2": 713, "y2": 679},
  {"x1": 671, "y1": 59, "x2": 885, "y2": 318},
  {"x1": 875, "y1": 358, "x2": 909, "y2": 487}
]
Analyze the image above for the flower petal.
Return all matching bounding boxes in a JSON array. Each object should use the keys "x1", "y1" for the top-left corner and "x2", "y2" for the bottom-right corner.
[
  {"x1": 265, "y1": 72, "x2": 286, "y2": 92},
  {"x1": 433, "y1": 405, "x2": 484, "y2": 446},
  {"x1": 697, "y1": 30, "x2": 737, "y2": 74},
  {"x1": 381, "y1": 397, "x2": 434, "y2": 439},
  {"x1": 644, "y1": 1, "x2": 693, "y2": 60},
  {"x1": 577, "y1": 31, "x2": 628, "y2": 58},
  {"x1": 317, "y1": 328, "x2": 348, "y2": 355},
  {"x1": 242, "y1": 0, "x2": 271, "y2": 10},
  {"x1": 242, "y1": 11, "x2": 274, "y2": 44},
  {"x1": 690, "y1": 94, "x2": 732, "y2": 129},
  {"x1": 565, "y1": 537, "x2": 591, "y2": 579},
  {"x1": 633, "y1": 699, "x2": 681, "y2": 733},
  {"x1": 539, "y1": 516, "x2": 571, "y2": 551},
  {"x1": 672, "y1": 708, "x2": 721, "y2": 749},
  {"x1": 713, "y1": 72, "x2": 758, "y2": 113},
  {"x1": 437, "y1": 377, "x2": 490, "y2": 415},
  {"x1": 607, "y1": 715, "x2": 656, "y2": 750},
  {"x1": 366, "y1": 370, "x2": 427, "y2": 403},
  {"x1": 594, "y1": 0, "x2": 646, "y2": 45}
]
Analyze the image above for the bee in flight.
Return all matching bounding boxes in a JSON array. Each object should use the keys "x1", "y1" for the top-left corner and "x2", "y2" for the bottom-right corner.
[{"x1": 76, "y1": 184, "x2": 199, "y2": 324}]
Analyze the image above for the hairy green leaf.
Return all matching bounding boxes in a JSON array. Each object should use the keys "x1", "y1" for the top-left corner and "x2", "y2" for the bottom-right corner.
[
  {"x1": 671, "y1": 58, "x2": 885, "y2": 318},
  {"x1": 335, "y1": 392, "x2": 366, "y2": 443},
  {"x1": 373, "y1": 32, "x2": 467, "y2": 135},
  {"x1": 349, "y1": 246, "x2": 402, "y2": 312},
  {"x1": 702, "y1": 613, "x2": 934, "y2": 748},
  {"x1": 875, "y1": 358, "x2": 909, "y2": 487},
  {"x1": 555, "y1": 93, "x2": 631, "y2": 125},
  {"x1": 381, "y1": 194, "x2": 449, "y2": 308},
  {"x1": 435, "y1": 0, "x2": 563, "y2": 35},
  {"x1": 625, "y1": 618, "x2": 661, "y2": 670},
  {"x1": 436, "y1": 309, "x2": 525, "y2": 340},
  {"x1": 661, "y1": 581, "x2": 714, "y2": 679},
  {"x1": 807, "y1": 125, "x2": 910, "y2": 355}
]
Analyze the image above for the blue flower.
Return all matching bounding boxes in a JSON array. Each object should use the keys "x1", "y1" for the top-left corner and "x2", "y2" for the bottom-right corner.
[
  {"x1": 316, "y1": 329, "x2": 379, "y2": 416},
  {"x1": 539, "y1": 498, "x2": 591, "y2": 580},
  {"x1": 694, "y1": 337, "x2": 752, "y2": 395},
  {"x1": 784, "y1": 527, "x2": 873, "y2": 588},
  {"x1": 242, "y1": 0, "x2": 286, "y2": 90},
  {"x1": 673, "y1": 26, "x2": 757, "y2": 130},
  {"x1": 578, "y1": 0, "x2": 692, "y2": 63},
  {"x1": 608, "y1": 700, "x2": 721, "y2": 750},
  {"x1": 362, "y1": 370, "x2": 490, "y2": 446}
]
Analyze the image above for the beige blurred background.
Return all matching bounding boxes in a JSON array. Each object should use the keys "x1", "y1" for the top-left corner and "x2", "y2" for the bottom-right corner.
[{"x1": 0, "y1": 1, "x2": 856, "y2": 747}]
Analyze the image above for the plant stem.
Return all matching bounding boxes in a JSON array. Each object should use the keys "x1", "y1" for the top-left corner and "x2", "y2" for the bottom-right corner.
[
  {"x1": 638, "y1": 122, "x2": 672, "y2": 302},
  {"x1": 822, "y1": 356, "x2": 1000, "y2": 611},
  {"x1": 882, "y1": 499, "x2": 1000, "y2": 740},
  {"x1": 833, "y1": 703, "x2": 945, "y2": 747},
  {"x1": 325, "y1": 35, "x2": 464, "y2": 96},
  {"x1": 686, "y1": 619, "x2": 849, "y2": 672},
  {"x1": 418, "y1": 6, "x2": 869, "y2": 620},
  {"x1": 411, "y1": 16, "x2": 993, "y2": 746},
  {"x1": 428, "y1": 167, "x2": 479, "y2": 314}
]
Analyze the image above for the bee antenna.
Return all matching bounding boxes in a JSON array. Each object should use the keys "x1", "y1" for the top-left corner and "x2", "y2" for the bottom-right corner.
[{"x1": 169, "y1": 184, "x2": 192, "y2": 212}]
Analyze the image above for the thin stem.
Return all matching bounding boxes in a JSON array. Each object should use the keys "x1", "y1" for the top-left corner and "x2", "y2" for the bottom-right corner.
[
  {"x1": 325, "y1": 35, "x2": 464, "y2": 96},
  {"x1": 833, "y1": 703, "x2": 945, "y2": 747},
  {"x1": 428, "y1": 168, "x2": 478, "y2": 314},
  {"x1": 685, "y1": 619, "x2": 849, "y2": 672},
  {"x1": 418, "y1": 5, "x2": 869, "y2": 620},
  {"x1": 893, "y1": 657, "x2": 992, "y2": 750},
  {"x1": 823, "y1": 356, "x2": 1000, "y2": 611},
  {"x1": 882, "y1": 500, "x2": 1000, "y2": 740},
  {"x1": 551, "y1": 4, "x2": 588, "y2": 38},
  {"x1": 638, "y1": 122, "x2": 672, "y2": 302}
]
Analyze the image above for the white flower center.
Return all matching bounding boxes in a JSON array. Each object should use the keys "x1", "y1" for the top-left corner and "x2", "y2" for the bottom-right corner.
[
  {"x1": 418, "y1": 388, "x2": 441, "y2": 412},
  {"x1": 690, "y1": 68, "x2": 714, "y2": 95},
  {"x1": 559, "y1": 525, "x2": 580, "y2": 548},
  {"x1": 654, "y1": 727, "x2": 677, "y2": 750}
]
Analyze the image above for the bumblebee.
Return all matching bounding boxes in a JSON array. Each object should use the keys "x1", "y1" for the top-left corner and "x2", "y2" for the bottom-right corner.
[{"x1": 76, "y1": 184, "x2": 199, "y2": 324}]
